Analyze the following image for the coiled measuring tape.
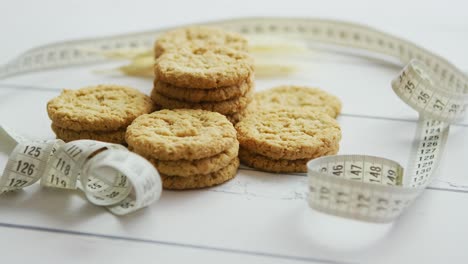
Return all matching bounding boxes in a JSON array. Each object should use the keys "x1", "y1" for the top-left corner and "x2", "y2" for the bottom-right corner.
[
  {"x1": 0, "y1": 18, "x2": 466, "y2": 222},
  {"x1": 0, "y1": 126, "x2": 162, "y2": 215}
]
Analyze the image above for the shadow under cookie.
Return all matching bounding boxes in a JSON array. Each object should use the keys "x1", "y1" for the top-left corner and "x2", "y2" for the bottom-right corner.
[{"x1": 225, "y1": 109, "x2": 248, "y2": 124}]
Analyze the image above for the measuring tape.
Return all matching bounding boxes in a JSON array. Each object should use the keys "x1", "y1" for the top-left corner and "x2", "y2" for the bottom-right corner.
[
  {"x1": 0, "y1": 127, "x2": 162, "y2": 215},
  {"x1": 0, "y1": 18, "x2": 466, "y2": 221}
]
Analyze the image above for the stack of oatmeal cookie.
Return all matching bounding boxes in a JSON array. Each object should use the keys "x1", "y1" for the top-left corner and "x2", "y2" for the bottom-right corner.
[
  {"x1": 236, "y1": 86, "x2": 343, "y2": 173},
  {"x1": 126, "y1": 109, "x2": 239, "y2": 190},
  {"x1": 47, "y1": 85, "x2": 154, "y2": 144},
  {"x1": 151, "y1": 27, "x2": 254, "y2": 124}
]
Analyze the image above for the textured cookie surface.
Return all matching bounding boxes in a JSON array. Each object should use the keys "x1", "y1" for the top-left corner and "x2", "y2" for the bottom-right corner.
[
  {"x1": 151, "y1": 85, "x2": 253, "y2": 115},
  {"x1": 153, "y1": 75, "x2": 253, "y2": 102},
  {"x1": 250, "y1": 86, "x2": 342, "y2": 118},
  {"x1": 239, "y1": 147, "x2": 338, "y2": 173},
  {"x1": 235, "y1": 108, "x2": 342, "y2": 160},
  {"x1": 47, "y1": 85, "x2": 155, "y2": 131},
  {"x1": 146, "y1": 142, "x2": 239, "y2": 177},
  {"x1": 51, "y1": 124, "x2": 126, "y2": 144},
  {"x1": 155, "y1": 46, "x2": 253, "y2": 89},
  {"x1": 155, "y1": 26, "x2": 248, "y2": 57},
  {"x1": 161, "y1": 158, "x2": 239, "y2": 190},
  {"x1": 225, "y1": 110, "x2": 247, "y2": 125},
  {"x1": 126, "y1": 109, "x2": 237, "y2": 160}
]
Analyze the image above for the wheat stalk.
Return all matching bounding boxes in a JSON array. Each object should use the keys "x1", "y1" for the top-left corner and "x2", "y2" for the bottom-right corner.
[{"x1": 94, "y1": 36, "x2": 313, "y2": 79}]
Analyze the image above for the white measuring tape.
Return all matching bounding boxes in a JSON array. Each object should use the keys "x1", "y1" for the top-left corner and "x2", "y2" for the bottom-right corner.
[
  {"x1": 0, "y1": 127, "x2": 162, "y2": 215},
  {"x1": 0, "y1": 18, "x2": 466, "y2": 221}
]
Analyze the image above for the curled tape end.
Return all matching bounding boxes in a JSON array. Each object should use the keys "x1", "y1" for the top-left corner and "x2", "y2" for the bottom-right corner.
[
  {"x1": 0, "y1": 138, "x2": 162, "y2": 215},
  {"x1": 81, "y1": 148, "x2": 162, "y2": 214}
]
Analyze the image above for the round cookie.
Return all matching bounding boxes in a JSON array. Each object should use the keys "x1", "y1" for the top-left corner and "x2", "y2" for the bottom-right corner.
[
  {"x1": 126, "y1": 109, "x2": 237, "y2": 161},
  {"x1": 47, "y1": 85, "x2": 155, "y2": 131},
  {"x1": 161, "y1": 158, "x2": 239, "y2": 190},
  {"x1": 235, "y1": 108, "x2": 342, "y2": 160},
  {"x1": 146, "y1": 142, "x2": 239, "y2": 177},
  {"x1": 155, "y1": 26, "x2": 248, "y2": 58},
  {"x1": 51, "y1": 124, "x2": 126, "y2": 144},
  {"x1": 151, "y1": 86, "x2": 253, "y2": 115},
  {"x1": 250, "y1": 86, "x2": 342, "y2": 118},
  {"x1": 155, "y1": 46, "x2": 253, "y2": 89},
  {"x1": 153, "y1": 75, "x2": 253, "y2": 103},
  {"x1": 238, "y1": 147, "x2": 339, "y2": 173}
]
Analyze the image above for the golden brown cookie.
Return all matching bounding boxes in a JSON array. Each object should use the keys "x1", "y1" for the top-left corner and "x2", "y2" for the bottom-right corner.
[
  {"x1": 146, "y1": 142, "x2": 239, "y2": 177},
  {"x1": 150, "y1": 86, "x2": 253, "y2": 115},
  {"x1": 154, "y1": 26, "x2": 248, "y2": 58},
  {"x1": 126, "y1": 109, "x2": 237, "y2": 161},
  {"x1": 161, "y1": 158, "x2": 239, "y2": 190},
  {"x1": 47, "y1": 85, "x2": 155, "y2": 131},
  {"x1": 225, "y1": 109, "x2": 248, "y2": 124},
  {"x1": 153, "y1": 75, "x2": 253, "y2": 103},
  {"x1": 238, "y1": 147, "x2": 338, "y2": 173},
  {"x1": 235, "y1": 108, "x2": 341, "y2": 160},
  {"x1": 51, "y1": 124, "x2": 126, "y2": 144},
  {"x1": 155, "y1": 46, "x2": 253, "y2": 89},
  {"x1": 250, "y1": 86, "x2": 342, "y2": 118}
]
